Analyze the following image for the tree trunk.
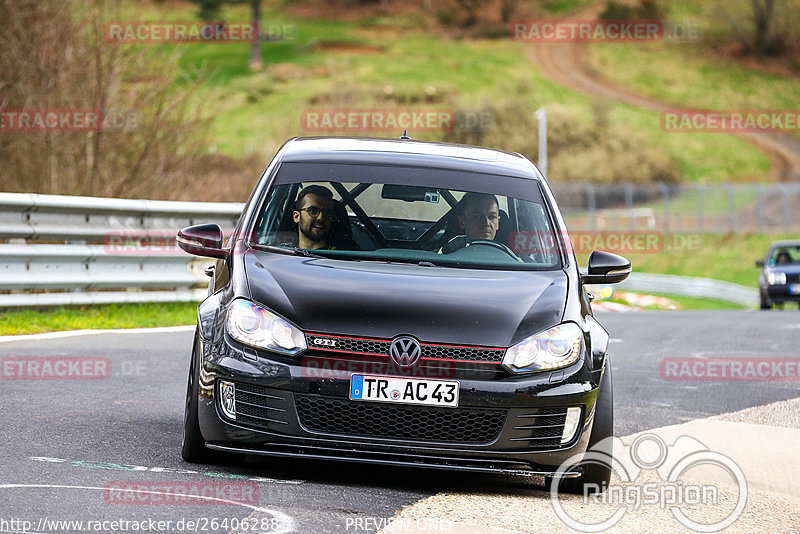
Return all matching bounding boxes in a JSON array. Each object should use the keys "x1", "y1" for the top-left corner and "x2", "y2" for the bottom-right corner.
[
  {"x1": 751, "y1": 0, "x2": 777, "y2": 54},
  {"x1": 249, "y1": 0, "x2": 263, "y2": 70}
]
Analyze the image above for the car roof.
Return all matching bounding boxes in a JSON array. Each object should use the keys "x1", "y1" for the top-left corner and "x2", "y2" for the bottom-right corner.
[
  {"x1": 769, "y1": 240, "x2": 800, "y2": 248},
  {"x1": 279, "y1": 137, "x2": 542, "y2": 179}
]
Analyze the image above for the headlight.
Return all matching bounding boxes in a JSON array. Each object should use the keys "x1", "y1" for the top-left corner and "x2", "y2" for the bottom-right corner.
[
  {"x1": 768, "y1": 272, "x2": 787, "y2": 285},
  {"x1": 226, "y1": 299, "x2": 307, "y2": 355},
  {"x1": 502, "y1": 322, "x2": 583, "y2": 374}
]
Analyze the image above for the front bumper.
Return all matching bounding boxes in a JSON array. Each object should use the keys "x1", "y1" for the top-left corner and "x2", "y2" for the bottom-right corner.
[
  {"x1": 195, "y1": 334, "x2": 602, "y2": 476},
  {"x1": 765, "y1": 284, "x2": 800, "y2": 303}
]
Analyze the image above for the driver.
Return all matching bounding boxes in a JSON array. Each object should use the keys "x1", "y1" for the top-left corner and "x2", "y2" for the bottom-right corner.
[{"x1": 441, "y1": 192, "x2": 500, "y2": 253}]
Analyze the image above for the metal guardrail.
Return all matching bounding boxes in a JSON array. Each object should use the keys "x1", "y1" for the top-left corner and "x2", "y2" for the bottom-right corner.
[
  {"x1": 0, "y1": 192, "x2": 243, "y2": 308},
  {"x1": 617, "y1": 272, "x2": 758, "y2": 307},
  {"x1": 0, "y1": 192, "x2": 758, "y2": 308}
]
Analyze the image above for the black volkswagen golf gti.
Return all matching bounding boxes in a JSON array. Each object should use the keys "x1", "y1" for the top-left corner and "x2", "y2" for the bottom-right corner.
[{"x1": 177, "y1": 137, "x2": 631, "y2": 493}]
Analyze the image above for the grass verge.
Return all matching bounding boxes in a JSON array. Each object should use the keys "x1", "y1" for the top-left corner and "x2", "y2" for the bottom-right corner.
[
  {"x1": 0, "y1": 302, "x2": 197, "y2": 336},
  {"x1": 577, "y1": 233, "x2": 792, "y2": 288},
  {"x1": 119, "y1": 0, "x2": 774, "y2": 186},
  {"x1": 606, "y1": 291, "x2": 748, "y2": 310}
]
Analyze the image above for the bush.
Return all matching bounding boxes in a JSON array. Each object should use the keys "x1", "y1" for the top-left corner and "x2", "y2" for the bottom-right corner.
[
  {"x1": 442, "y1": 95, "x2": 679, "y2": 185},
  {"x1": 599, "y1": 0, "x2": 665, "y2": 20}
]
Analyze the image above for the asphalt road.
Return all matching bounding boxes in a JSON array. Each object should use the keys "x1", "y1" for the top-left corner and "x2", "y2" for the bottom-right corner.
[{"x1": 0, "y1": 310, "x2": 798, "y2": 533}]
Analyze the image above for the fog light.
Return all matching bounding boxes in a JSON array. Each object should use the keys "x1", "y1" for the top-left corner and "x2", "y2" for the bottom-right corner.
[
  {"x1": 219, "y1": 380, "x2": 236, "y2": 421},
  {"x1": 560, "y1": 407, "x2": 582, "y2": 444}
]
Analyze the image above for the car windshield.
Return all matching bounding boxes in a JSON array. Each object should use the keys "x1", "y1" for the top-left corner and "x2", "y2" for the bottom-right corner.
[
  {"x1": 249, "y1": 162, "x2": 563, "y2": 270},
  {"x1": 769, "y1": 245, "x2": 800, "y2": 266}
]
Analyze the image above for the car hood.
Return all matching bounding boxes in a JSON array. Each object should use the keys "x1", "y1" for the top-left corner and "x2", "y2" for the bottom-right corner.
[{"x1": 243, "y1": 250, "x2": 567, "y2": 347}]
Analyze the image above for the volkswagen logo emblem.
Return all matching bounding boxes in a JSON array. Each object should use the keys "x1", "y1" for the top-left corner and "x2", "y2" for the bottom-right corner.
[{"x1": 389, "y1": 336, "x2": 422, "y2": 367}]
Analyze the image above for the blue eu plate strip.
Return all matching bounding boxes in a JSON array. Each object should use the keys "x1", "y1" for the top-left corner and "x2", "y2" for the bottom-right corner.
[{"x1": 350, "y1": 375, "x2": 364, "y2": 399}]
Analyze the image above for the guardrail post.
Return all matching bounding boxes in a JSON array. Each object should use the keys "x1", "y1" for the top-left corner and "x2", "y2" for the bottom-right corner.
[
  {"x1": 624, "y1": 183, "x2": 634, "y2": 230},
  {"x1": 727, "y1": 184, "x2": 737, "y2": 233},
  {"x1": 782, "y1": 184, "x2": 790, "y2": 231},
  {"x1": 659, "y1": 182, "x2": 670, "y2": 233},
  {"x1": 586, "y1": 183, "x2": 596, "y2": 230},
  {"x1": 756, "y1": 185, "x2": 764, "y2": 232},
  {"x1": 696, "y1": 184, "x2": 704, "y2": 233}
]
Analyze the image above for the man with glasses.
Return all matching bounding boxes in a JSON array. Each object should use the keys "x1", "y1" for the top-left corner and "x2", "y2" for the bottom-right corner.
[{"x1": 292, "y1": 185, "x2": 337, "y2": 250}]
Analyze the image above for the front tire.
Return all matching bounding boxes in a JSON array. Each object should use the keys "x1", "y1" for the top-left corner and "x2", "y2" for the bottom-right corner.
[
  {"x1": 760, "y1": 293, "x2": 771, "y2": 310},
  {"x1": 547, "y1": 364, "x2": 614, "y2": 495},
  {"x1": 181, "y1": 329, "x2": 215, "y2": 463}
]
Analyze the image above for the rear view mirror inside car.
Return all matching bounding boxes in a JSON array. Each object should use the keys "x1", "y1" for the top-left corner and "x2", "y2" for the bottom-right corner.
[{"x1": 381, "y1": 184, "x2": 439, "y2": 203}]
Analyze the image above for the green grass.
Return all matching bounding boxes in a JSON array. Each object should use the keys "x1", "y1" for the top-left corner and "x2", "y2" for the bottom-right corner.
[
  {"x1": 578, "y1": 233, "x2": 793, "y2": 288},
  {"x1": 114, "y1": 0, "x2": 780, "y2": 183},
  {"x1": 607, "y1": 292, "x2": 748, "y2": 310},
  {"x1": 540, "y1": 0, "x2": 595, "y2": 15},
  {"x1": 588, "y1": 41, "x2": 800, "y2": 111},
  {"x1": 607, "y1": 105, "x2": 770, "y2": 183},
  {"x1": 0, "y1": 302, "x2": 197, "y2": 336}
]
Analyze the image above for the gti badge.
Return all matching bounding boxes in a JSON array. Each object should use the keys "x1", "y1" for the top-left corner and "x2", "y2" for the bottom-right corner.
[{"x1": 314, "y1": 338, "x2": 337, "y2": 347}]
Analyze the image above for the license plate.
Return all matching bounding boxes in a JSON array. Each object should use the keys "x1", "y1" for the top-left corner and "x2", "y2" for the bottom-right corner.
[
  {"x1": 790, "y1": 283, "x2": 800, "y2": 294},
  {"x1": 349, "y1": 375, "x2": 459, "y2": 407}
]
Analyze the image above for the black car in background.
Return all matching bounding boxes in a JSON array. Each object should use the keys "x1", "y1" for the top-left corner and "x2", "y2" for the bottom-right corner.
[
  {"x1": 757, "y1": 240, "x2": 800, "y2": 309},
  {"x1": 176, "y1": 137, "x2": 631, "y2": 493}
]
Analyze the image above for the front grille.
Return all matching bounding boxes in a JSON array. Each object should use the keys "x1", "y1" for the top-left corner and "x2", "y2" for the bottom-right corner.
[
  {"x1": 306, "y1": 333, "x2": 505, "y2": 364},
  {"x1": 229, "y1": 382, "x2": 291, "y2": 429},
  {"x1": 295, "y1": 394, "x2": 507, "y2": 443},
  {"x1": 508, "y1": 407, "x2": 573, "y2": 450}
]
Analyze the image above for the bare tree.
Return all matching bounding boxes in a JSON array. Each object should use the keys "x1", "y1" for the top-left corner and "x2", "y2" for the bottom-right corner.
[
  {"x1": 190, "y1": 0, "x2": 264, "y2": 70},
  {"x1": 0, "y1": 0, "x2": 210, "y2": 198}
]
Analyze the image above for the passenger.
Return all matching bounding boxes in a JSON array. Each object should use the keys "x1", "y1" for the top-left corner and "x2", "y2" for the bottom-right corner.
[
  {"x1": 776, "y1": 252, "x2": 791, "y2": 265},
  {"x1": 293, "y1": 185, "x2": 337, "y2": 250},
  {"x1": 441, "y1": 192, "x2": 500, "y2": 253}
]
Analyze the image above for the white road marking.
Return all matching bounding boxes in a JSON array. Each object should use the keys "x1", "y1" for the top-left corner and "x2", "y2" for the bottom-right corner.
[
  {"x1": 0, "y1": 325, "x2": 195, "y2": 344},
  {"x1": 0, "y1": 484, "x2": 295, "y2": 534}
]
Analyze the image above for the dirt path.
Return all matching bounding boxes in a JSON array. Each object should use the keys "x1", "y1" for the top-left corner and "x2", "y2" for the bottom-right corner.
[{"x1": 525, "y1": 3, "x2": 800, "y2": 182}]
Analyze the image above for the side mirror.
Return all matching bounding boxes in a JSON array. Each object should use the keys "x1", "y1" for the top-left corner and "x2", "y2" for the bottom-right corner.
[
  {"x1": 177, "y1": 224, "x2": 227, "y2": 259},
  {"x1": 581, "y1": 250, "x2": 631, "y2": 285},
  {"x1": 755, "y1": 260, "x2": 765, "y2": 267}
]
